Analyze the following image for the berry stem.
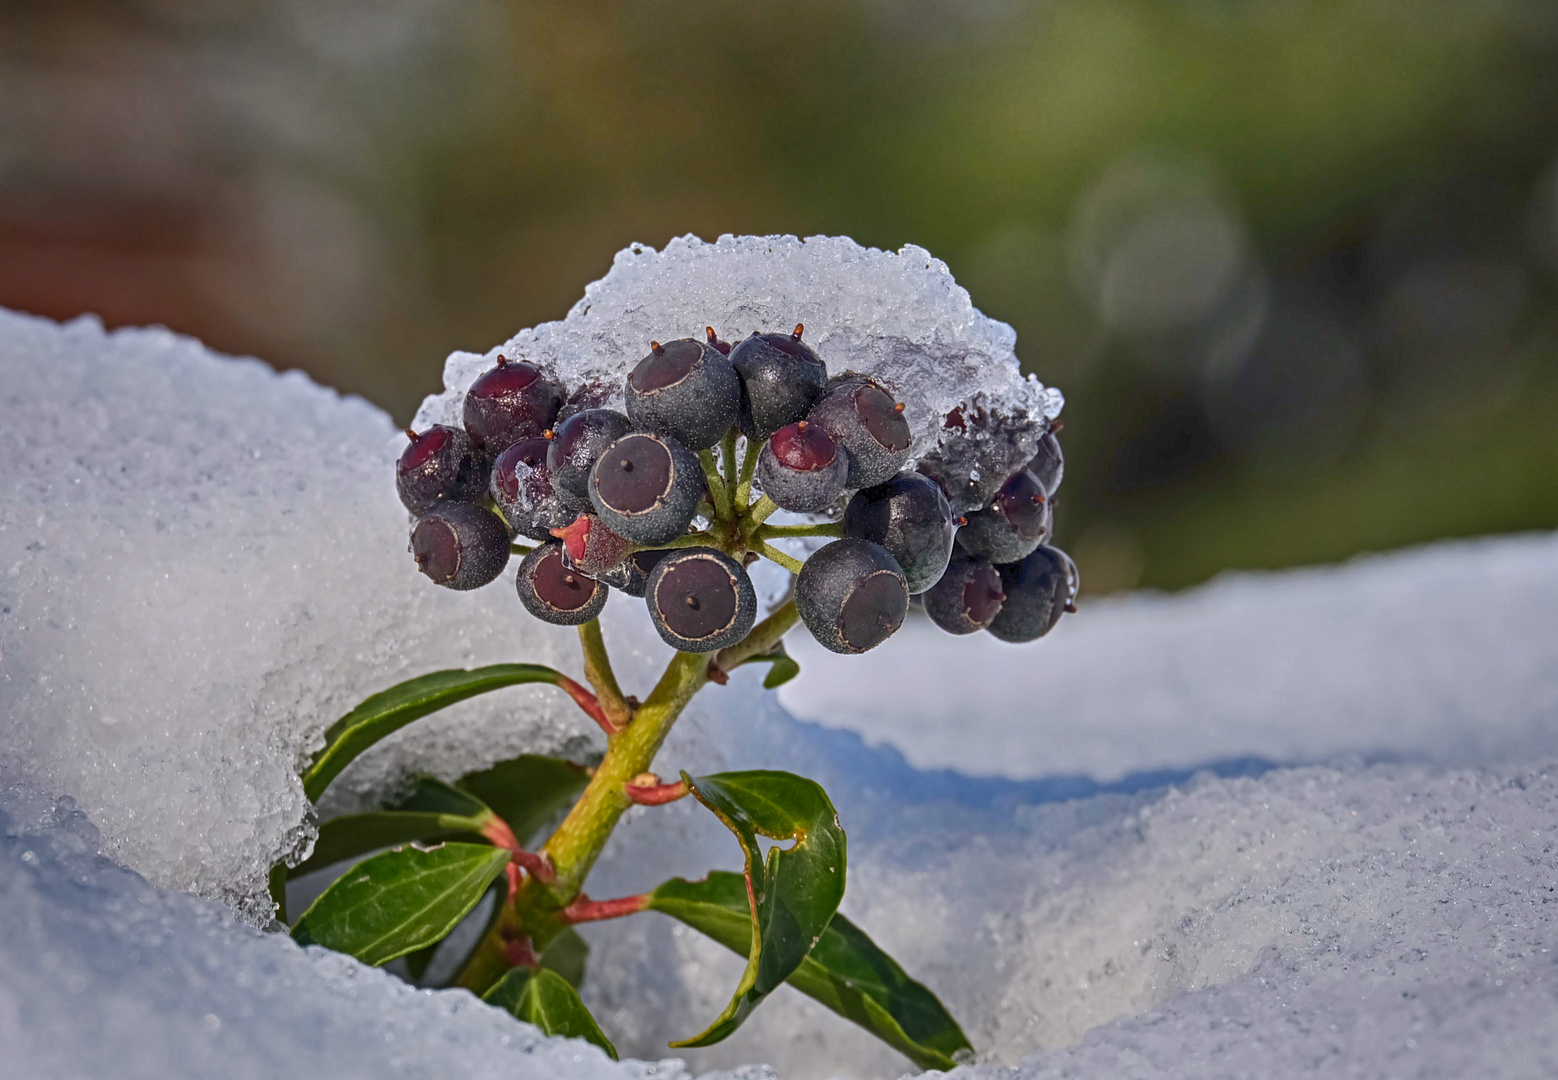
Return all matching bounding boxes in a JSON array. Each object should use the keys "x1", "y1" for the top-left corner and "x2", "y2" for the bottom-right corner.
[
  {"x1": 720, "y1": 430, "x2": 740, "y2": 500},
  {"x1": 713, "y1": 599, "x2": 799, "y2": 677},
  {"x1": 638, "y1": 530, "x2": 716, "y2": 552},
  {"x1": 577, "y1": 620, "x2": 632, "y2": 729},
  {"x1": 699, "y1": 449, "x2": 732, "y2": 521},
  {"x1": 734, "y1": 435, "x2": 762, "y2": 509},
  {"x1": 746, "y1": 494, "x2": 779, "y2": 528},
  {"x1": 756, "y1": 539, "x2": 804, "y2": 575},
  {"x1": 509, "y1": 542, "x2": 537, "y2": 556},
  {"x1": 754, "y1": 521, "x2": 845, "y2": 540}
]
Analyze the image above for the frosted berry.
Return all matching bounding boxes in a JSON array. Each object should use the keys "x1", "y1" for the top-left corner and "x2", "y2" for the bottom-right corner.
[
  {"x1": 756, "y1": 420, "x2": 849, "y2": 512},
  {"x1": 843, "y1": 472, "x2": 956, "y2": 594},
  {"x1": 597, "y1": 548, "x2": 671, "y2": 598},
  {"x1": 550, "y1": 513, "x2": 633, "y2": 577},
  {"x1": 795, "y1": 538, "x2": 909, "y2": 654},
  {"x1": 1028, "y1": 424, "x2": 1064, "y2": 497},
  {"x1": 515, "y1": 541, "x2": 608, "y2": 625},
  {"x1": 588, "y1": 432, "x2": 703, "y2": 545},
  {"x1": 644, "y1": 547, "x2": 757, "y2": 653},
  {"x1": 957, "y1": 468, "x2": 1051, "y2": 564},
  {"x1": 547, "y1": 408, "x2": 632, "y2": 511},
  {"x1": 397, "y1": 425, "x2": 488, "y2": 515},
  {"x1": 462, "y1": 355, "x2": 565, "y2": 452},
  {"x1": 410, "y1": 503, "x2": 510, "y2": 590},
  {"x1": 490, "y1": 437, "x2": 571, "y2": 541},
  {"x1": 987, "y1": 545, "x2": 1077, "y2": 643},
  {"x1": 624, "y1": 338, "x2": 741, "y2": 450},
  {"x1": 704, "y1": 326, "x2": 732, "y2": 355},
  {"x1": 808, "y1": 380, "x2": 912, "y2": 488},
  {"x1": 729, "y1": 324, "x2": 828, "y2": 440},
  {"x1": 916, "y1": 406, "x2": 1043, "y2": 516},
  {"x1": 923, "y1": 553, "x2": 1005, "y2": 634}
]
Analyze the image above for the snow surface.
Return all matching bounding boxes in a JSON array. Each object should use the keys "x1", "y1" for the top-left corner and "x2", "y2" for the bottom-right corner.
[{"x1": 2, "y1": 234, "x2": 1557, "y2": 1079}]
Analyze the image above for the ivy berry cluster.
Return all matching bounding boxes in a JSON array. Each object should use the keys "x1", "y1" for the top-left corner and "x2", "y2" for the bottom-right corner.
[{"x1": 396, "y1": 323, "x2": 1076, "y2": 654}]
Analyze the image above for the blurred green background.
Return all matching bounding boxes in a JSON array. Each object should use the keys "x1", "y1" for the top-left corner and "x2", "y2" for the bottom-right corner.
[{"x1": 4, "y1": 0, "x2": 1556, "y2": 593}]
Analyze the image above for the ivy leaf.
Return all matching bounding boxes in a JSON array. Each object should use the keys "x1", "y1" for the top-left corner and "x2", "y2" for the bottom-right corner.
[
  {"x1": 302, "y1": 665, "x2": 575, "y2": 803},
  {"x1": 726, "y1": 644, "x2": 801, "y2": 689},
  {"x1": 648, "y1": 872, "x2": 971, "y2": 1071},
  {"x1": 291, "y1": 779, "x2": 497, "y2": 878},
  {"x1": 455, "y1": 754, "x2": 590, "y2": 847},
  {"x1": 483, "y1": 967, "x2": 617, "y2": 1059},
  {"x1": 671, "y1": 770, "x2": 846, "y2": 1048},
  {"x1": 291, "y1": 843, "x2": 510, "y2": 967},
  {"x1": 539, "y1": 927, "x2": 590, "y2": 989}
]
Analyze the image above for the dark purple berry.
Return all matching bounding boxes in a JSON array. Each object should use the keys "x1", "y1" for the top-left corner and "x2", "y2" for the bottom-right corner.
[
  {"x1": 588, "y1": 432, "x2": 703, "y2": 545},
  {"x1": 808, "y1": 380, "x2": 912, "y2": 488},
  {"x1": 596, "y1": 548, "x2": 671, "y2": 598},
  {"x1": 547, "y1": 409, "x2": 632, "y2": 511},
  {"x1": 409, "y1": 503, "x2": 510, "y2": 590},
  {"x1": 987, "y1": 545, "x2": 1077, "y2": 643},
  {"x1": 515, "y1": 541, "x2": 607, "y2": 625},
  {"x1": 551, "y1": 513, "x2": 633, "y2": 577},
  {"x1": 644, "y1": 547, "x2": 757, "y2": 653},
  {"x1": 795, "y1": 538, "x2": 909, "y2": 655},
  {"x1": 923, "y1": 553, "x2": 1005, "y2": 634},
  {"x1": 957, "y1": 469, "x2": 1051, "y2": 564},
  {"x1": 490, "y1": 437, "x2": 571, "y2": 541},
  {"x1": 729, "y1": 323, "x2": 828, "y2": 440},
  {"x1": 624, "y1": 338, "x2": 741, "y2": 450},
  {"x1": 704, "y1": 326, "x2": 732, "y2": 355},
  {"x1": 843, "y1": 472, "x2": 956, "y2": 594},
  {"x1": 757, "y1": 420, "x2": 849, "y2": 512},
  {"x1": 396, "y1": 425, "x2": 488, "y2": 515},
  {"x1": 916, "y1": 404, "x2": 1044, "y2": 517},
  {"x1": 462, "y1": 355, "x2": 566, "y2": 452},
  {"x1": 1028, "y1": 424, "x2": 1064, "y2": 497}
]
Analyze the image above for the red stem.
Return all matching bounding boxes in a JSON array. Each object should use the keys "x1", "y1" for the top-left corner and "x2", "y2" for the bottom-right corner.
[
  {"x1": 623, "y1": 778, "x2": 690, "y2": 805},
  {"x1": 557, "y1": 674, "x2": 620, "y2": 735},
  {"x1": 562, "y1": 892, "x2": 651, "y2": 924},
  {"x1": 481, "y1": 816, "x2": 555, "y2": 883}
]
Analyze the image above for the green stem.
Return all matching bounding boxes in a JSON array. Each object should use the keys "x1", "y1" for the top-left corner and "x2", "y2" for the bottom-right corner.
[
  {"x1": 721, "y1": 430, "x2": 739, "y2": 501},
  {"x1": 510, "y1": 542, "x2": 536, "y2": 556},
  {"x1": 754, "y1": 521, "x2": 844, "y2": 540},
  {"x1": 757, "y1": 540, "x2": 804, "y2": 574},
  {"x1": 713, "y1": 600, "x2": 799, "y2": 675},
  {"x1": 577, "y1": 620, "x2": 632, "y2": 729},
  {"x1": 699, "y1": 450, "x2": 732, "y2": 521},
  {"x1": 747, "y1": 494, "x2": 779, "y2": 528},
  {"x1": 734, "y1": 436, "x2": 762, "y2": 509},
  {"x1": 640, "y1": 531, "x2": 717, "y2": 552}
]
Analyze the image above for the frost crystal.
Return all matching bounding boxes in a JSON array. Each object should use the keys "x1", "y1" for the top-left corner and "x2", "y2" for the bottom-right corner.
[{"x1": 415, "y1": 234, "x2": 1063, "y2": 509}]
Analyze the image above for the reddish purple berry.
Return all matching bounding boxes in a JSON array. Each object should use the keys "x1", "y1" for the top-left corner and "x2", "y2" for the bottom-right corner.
[
  {"x1": 987, "y1": 545, "x2": 1077, "y2": 643},
  {"x1": 924, "y1": 553, "x2": 1005, "y2": 634},
  {"x1": 795, "y1": 538, "x2": 909, "y2": 654},
  {"x1": 729, "y1": 323, "x2": 828, "y2": 440},
  {"x1": 843, "y1": 472, "x2": 955, "y2": 593},
  {"x1": 550, "y1": 513, "x2": 633, "y2": 577},
  {"x1": 624, "y1": 338, "x2": 740, "y2": 450},
  {"x1": 588, "y1": 432, "x2": 703, "y2": 545},
  {"x1": 396, "y1": 425, "x2": 488, "y2": 515},
  {"x1": 462, "y1": 355, "x2": 565, "y2": 452},
  {"x1": 547, "y1": 409, "x2": 632, "y2": 511},
  {"x1": 490, "y1": 436, "x2": 571, "y2": 541},
  {"x1": 1028, "y1": 424, "x2": 1064, "y2": 497},
  {"x1": 410, "y1": 503, "x2": 510, "y2": 590},
  {"x1": 757, "y1": 420, "x2": 849, "y2": 512},
  {"x1": 515, "y1": 541, "x2": 608, "y2": 625},
  {"x1": 957, "y1": 468, "x2": 1051, "y2": 564},
  {"x1": 808, "y1": 380, "x2": 912, "y2": 488},
  {"x1": 644, "y1": 547, "x2": 757, "y2": 653}
]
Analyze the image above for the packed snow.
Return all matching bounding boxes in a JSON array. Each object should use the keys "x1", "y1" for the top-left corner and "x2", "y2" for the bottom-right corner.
[{"x1": 2, "y1": 234, "x2": 1556, "y2": 1079}]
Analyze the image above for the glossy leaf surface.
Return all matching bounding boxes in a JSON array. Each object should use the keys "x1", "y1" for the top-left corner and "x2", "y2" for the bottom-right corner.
[
  {"x1": 302, "y1": 665, "x2": 569, "y2": 802},
  {"x1": 291, "y1": 843, "x2": 510, "y2": 967},
  {"x1": 291, "y1": 778, "x2": 495, "y2": 878},
  {"x1": 672, "y1": 770, "x2": 846, "y2": 1047},
  {"x1": 482, "y1": 968, "x2": 617, "y2": 1059},
  {"x1": 648, "y1": 872, "x2": 970, "y2": 1070}
]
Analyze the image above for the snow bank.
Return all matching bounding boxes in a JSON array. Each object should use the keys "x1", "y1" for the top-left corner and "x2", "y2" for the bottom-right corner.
[{"x1": 2, "y1": 233, "x2": 1556, "y2": 1079}]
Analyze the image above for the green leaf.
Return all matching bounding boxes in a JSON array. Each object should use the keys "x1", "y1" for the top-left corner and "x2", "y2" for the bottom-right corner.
[
  {"x1": 302, "y1": 665, "x2": 572, "y2": 803},
  {"x1": 483, "y1": 968, "x2": 617, "y2": 1059},
  {"x1": 672, "y1": 770, "x2": 847, "y2": 1048},
  {"x1": 291, "y1": 778, "x2": 497, "y2": 879},
  {"x1": 291, "y1": 843, "x2": 511, "y2": 967},
  {"x1": 454, "y1": 754, "x2": 590, "y2": 847},
  {"x1": 649, "y1": 872, "x2": 971, "y2": 1071},
  {"x1": 540, "y1": 926, "x2": 590, "y2": 989}
]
